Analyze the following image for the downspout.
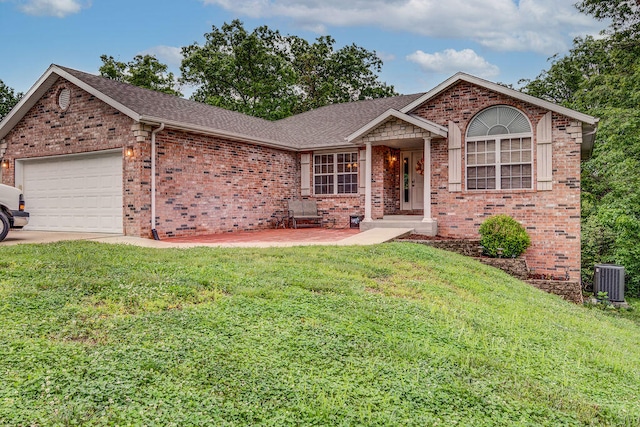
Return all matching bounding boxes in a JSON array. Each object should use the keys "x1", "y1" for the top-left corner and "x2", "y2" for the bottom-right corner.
[{"x1": 151, "y1": 123, "x2": 165, "y2": 240}]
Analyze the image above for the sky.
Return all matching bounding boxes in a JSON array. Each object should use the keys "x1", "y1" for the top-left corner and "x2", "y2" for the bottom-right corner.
[{"x1": 0, "y1": 0, "x2": 607, "y2": 97}]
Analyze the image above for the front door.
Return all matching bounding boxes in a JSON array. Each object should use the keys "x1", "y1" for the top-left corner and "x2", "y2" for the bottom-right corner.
[{"x1": 401, "y1": 150, "x2": 424, "y2": 211}]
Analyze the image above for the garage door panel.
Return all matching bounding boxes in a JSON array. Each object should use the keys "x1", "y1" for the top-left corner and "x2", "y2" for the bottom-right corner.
[{"x1": 22, "y1": 152, "x2": 123, "y2": 233}]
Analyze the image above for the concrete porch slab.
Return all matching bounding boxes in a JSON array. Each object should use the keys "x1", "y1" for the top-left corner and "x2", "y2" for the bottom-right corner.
[{"x1": 360, "y1": 216, "x2": 437, "y2": 235}]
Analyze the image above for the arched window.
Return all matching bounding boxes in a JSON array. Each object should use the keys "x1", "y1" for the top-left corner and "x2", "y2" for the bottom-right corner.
[{"x1": 466, "y1": 106, "x2": 533, "y2": 190}]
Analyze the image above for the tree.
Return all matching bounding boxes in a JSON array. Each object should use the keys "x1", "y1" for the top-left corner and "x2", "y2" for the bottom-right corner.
[
  {"x1": 99, "y1": 54, "x2": 182, "y2": 97},
  {"x1": 0, "y1": 80, "x2": 23, "y2": 121},
  {"x1": 180, "y1": 20, "x2": 397, "y2": 120},
  {"x1": 521, "y1": 4, "x2": 640, "y2": 294},
  {"x1": 180, "y1": 20, "x2": 297, "y2": 120},
  {"x1": 576, "y1": 0, "x2": 640, "y2": 34},
  {"x1": 288, "y1": 35, "x2": 396, "y2": 114}
]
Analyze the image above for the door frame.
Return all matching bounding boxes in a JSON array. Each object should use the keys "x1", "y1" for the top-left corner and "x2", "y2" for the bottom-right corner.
[{"x1": 400, "y1": 149, "x2": 424, "y2": 211}]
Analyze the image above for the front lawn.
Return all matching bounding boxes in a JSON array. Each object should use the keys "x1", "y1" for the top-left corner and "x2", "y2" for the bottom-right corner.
[{"x1": 1, "y1": 242, "x2": 639, "y2": 425}]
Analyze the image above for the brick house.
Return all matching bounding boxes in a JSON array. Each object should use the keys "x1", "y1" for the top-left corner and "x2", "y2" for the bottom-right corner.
[{"x1": 0, "y1": 64, "x2": 597, "y2": 282}]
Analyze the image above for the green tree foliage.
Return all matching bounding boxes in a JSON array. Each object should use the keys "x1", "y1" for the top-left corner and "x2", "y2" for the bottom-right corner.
[
  {"x1": 180, "y1": 20, "x2": 297, "y2": 120},
  {"x1": 287, "y1": 35, "x2": 396, "y2": 114},
  {"x1": 99, "y1": 54, "x2": 182, "y2": 97},
  {"x1": 577, "y1": 0, "x2": 640, "y2": 33},
  {"x1": 522, "y1": 2, "x2": 640, "y2": 294},
  {"x1": 180, "y1": 20, "x2": 397, "y2": 120},
  {"x1": 0, "y1": 80, "x2": 23, "y2": 121}
]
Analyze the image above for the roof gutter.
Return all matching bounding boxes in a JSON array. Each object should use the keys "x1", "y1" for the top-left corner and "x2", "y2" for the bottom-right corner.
[{"x1": 151, "y1": 123, "x2": 165, "y2": 240}]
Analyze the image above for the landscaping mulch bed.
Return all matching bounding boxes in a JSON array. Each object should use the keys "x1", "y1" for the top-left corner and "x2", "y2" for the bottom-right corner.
[
  {"x1": 396, "y1": 234, "x2": 458, "y2": 241},
  {"x1": 396, "y1": 234, "x2": 582, "y2": 303}
]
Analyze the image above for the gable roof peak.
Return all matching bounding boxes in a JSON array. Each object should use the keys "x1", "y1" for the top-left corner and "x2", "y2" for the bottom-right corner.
[{"x1": 400, "y1": 71, "x2": 598, "y2": 126}]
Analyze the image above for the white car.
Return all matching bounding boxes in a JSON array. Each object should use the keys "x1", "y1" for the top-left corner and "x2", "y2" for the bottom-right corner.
[{"x1": 0, "y1": 184, "x2": 29, "y2": 241}]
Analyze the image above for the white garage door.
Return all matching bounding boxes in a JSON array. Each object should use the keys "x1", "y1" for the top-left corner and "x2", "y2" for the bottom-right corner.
[{"x1": 21, "y1": 151, "x2": 123, "y2": 233}]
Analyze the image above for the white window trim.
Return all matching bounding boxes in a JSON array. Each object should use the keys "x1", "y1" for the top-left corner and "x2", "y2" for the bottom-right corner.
[
  {"x1": 466, "y1": 132, "x2": 533, "y2": 191},
  {"x1": 313, "y1": 151, "x2": 359, "y2": 196}
]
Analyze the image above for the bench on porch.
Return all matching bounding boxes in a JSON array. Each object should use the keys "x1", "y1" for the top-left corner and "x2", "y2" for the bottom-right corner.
[{"x1": 287, "y1": 200, "x2": 323, "y2": 229}]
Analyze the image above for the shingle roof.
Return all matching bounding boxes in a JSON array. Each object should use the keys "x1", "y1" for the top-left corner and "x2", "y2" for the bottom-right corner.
[
  {"x1": 0, "y1": 65, "x2": 597, "y2": 154},
  {"x1": 57, "y1": 65, "x2": 424, "y2": 150},
  {"x1": 58, "y1": 66, "x2": 289, "y2": 146},
  {"x1": 276, "y1": 94, "x2": 424, "y2": 149}
]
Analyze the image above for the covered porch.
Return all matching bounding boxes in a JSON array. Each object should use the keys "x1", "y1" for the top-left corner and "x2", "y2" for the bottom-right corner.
[{"x1": 347, "y1": 109, "x2": 450, "y2": 236}]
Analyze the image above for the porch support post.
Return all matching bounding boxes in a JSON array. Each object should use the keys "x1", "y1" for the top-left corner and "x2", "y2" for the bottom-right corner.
[
  {"x1": 422, "y1": 136, "x2": 433, "y2": 222},
  {"x1": 364, "y1": 141, "x2": 373, "y2": 222}
]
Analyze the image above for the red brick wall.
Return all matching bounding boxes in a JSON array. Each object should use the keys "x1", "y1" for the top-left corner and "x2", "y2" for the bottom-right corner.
[
  {"x1": 151, "y1": 130, "x2": 299, "y2": 238},
  {"x1": 383, "y1": 147, "x2": 401, "y2": 215},
  {"x1": 124, "y1": 138, "x2": 152, "y2": 237},
  {"x1": 0, "y1": 77, "x2": 304, "y2": 239},
  {"x1": 412, "y1": 82, "x2": 582, "y2": 280},
  {"x1": 1, "y1": 78, "x2": 133, "y2": 188}
]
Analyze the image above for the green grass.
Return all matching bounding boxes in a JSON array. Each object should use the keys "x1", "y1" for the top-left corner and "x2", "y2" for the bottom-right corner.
[
  {"x1": 593, "y1": 296, "x2": 640, "y2": 326},
  {"x1": 1, "y1": 241, "x2": 639, "y2": 426}
]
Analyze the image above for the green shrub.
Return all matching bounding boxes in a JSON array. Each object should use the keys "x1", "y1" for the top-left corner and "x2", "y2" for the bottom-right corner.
[{"x1": 479, "y1": 214, "x2": 531, "y2": 258}]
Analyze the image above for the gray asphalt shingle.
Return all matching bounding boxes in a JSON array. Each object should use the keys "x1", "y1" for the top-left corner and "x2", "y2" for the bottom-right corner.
[{"x1": 59, "y1": 65, "x2": 423, "y2": 150}]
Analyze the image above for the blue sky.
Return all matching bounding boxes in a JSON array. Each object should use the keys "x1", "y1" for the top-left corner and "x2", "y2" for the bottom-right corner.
[{"x1": 0, "y1": 0, "x2": 606, "y2": 97}]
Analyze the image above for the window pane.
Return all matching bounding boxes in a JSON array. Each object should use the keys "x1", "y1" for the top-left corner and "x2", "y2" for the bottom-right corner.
[
  {"x1": 500, "y1": 164, "x2": 532, "y2": 189},
  {"x1": 314, "y1": 151, "x2": 358, "y2": 195},
  {"x1": 467, "y1": 166, "x2": 496, "y2": 190}
]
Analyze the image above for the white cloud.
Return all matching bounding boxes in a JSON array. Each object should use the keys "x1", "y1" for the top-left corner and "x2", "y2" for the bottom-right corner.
[
  {"x1": 140, "y1": 46, "x2": 184, "y2": 67},
  {"x1": 199, "y1": 0, "x2": 602, "y2": 54},
  {"x1": 18, "y1": 0, "x2": 87, "y2": 17},
  {"x1": 407, "y1": 49, "x2": 500, "y2": 78}
]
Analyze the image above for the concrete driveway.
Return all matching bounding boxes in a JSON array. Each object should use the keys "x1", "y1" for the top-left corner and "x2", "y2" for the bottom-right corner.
[
  {"x1": 0, "y1": 228, "x2": 411, "y2": 248},
  {"x1": 0, "y1": 230, "x2": 173, "y2": 248}
]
